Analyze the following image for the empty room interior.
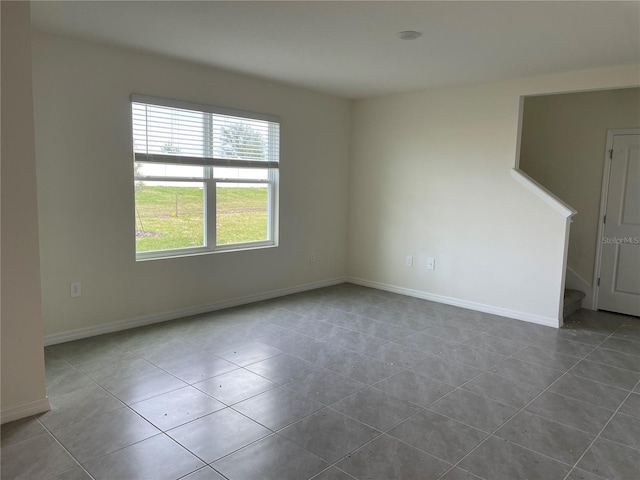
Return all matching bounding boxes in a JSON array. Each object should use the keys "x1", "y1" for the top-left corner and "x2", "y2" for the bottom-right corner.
[{"x1": 2, "y1": 1, "x2": 640, "y2": 479}]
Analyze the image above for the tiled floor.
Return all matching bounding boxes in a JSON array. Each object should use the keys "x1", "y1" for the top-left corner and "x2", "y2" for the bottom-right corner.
[{"x1": 2, "y1": 283, "x2": 640, "y2": 480}]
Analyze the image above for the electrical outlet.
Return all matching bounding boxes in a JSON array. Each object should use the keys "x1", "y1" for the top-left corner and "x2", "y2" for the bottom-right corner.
[
  {"x1": 427, "y1": 258, "x2": 435, "y2": 270},
  {"x1": 310, "y1": 252, "x2": 317, "y2": 263},
  {"x1": 70, "y1": 281, "x2": 82, "y2": 298},
  {"x1": 406, "y1": 255, "x2": 414, "y2": 267}
]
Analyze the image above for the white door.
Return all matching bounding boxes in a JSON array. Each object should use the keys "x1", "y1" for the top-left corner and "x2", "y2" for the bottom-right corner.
[{"x1": 598, "y1": 133, "x2": 640, "y2": 317}]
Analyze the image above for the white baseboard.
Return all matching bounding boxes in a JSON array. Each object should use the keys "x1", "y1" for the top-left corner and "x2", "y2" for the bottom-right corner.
[
  {"x1": 347, "y1": 277, "x2": 559, "y2": 328},
  {"x1": 44, "y1": 277, "x2": 347, "y2": 345},
  {"x1": 1, "y1": 397, "x2": 50, "y2": 425},
  {"x1": 565, "y1": 266, "x2": 594, "y2": 310}
]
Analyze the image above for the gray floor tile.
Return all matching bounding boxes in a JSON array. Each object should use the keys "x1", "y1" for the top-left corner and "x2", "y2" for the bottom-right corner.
[
  {"x1": 326, "y1": 353, "x2": 402, "y2": 384},
  {"x1": 246, "y1": 353, "x2": 320, "y2": 384},
  {"x1": 564, "y1": 468, "x2": 609, "y2": 480},
  {"x1": 494, "y1": 411, "x2": 594, "y2": 464},
  {"x1": 47, "y1": 466, "x2": 93, "y2": 480},
  {"x1": 232, "y1": 385, "x2": 324, "y2": 430},
  {"x1": 0, "y1": 433, "x2": 77, "y2": 480},
  {"x1": 44, "y1": 350, "x2": 73, "y2": 373},
  {"x1": 161, "y1": 352, "x2": 239, "y2": 384},
  {"x1": 463, "y1": 333, "x2": 527, "y2": 355},
  {"x1": 388, "y1": 409, "x2": 486, "y2": 463},
  {"x1": 289, "y1": 341, "x2": 356, "y2": 368},
  {"x1": 577, "y1": 437, "x2": 640, "y2": 480},
  {"x1": 525, "y1": 391, "x2": 613, "y2": 434},
  {"x1": 569, "y1": 359, "x2": 640, "y2": 390},
  {"x1": 329, "y1": 329, "x2": 390, "y2": 355},
  {"x1": 76, "y1": 353, "x2": 158, "y2": 384},
  {"x1": 131, "y1": 339, "x2": 205, "y2": 368},
  {"x1": 214, "y1": 341, "x2": 283, "y2": 367},
  {"x1": 290, "y1": 319, "x2": 353, "y2": 340},
  {"x1": 182, "y1": 467, "x2": 226, "y2": 480},
  {"x1": 488, "y1": 358, "x2": 563, "y2": 388},
  {"x1": 459, "y1": 436, "x2": 570, "y2": 480},
  {"x1": 365, "y1": 308, "x2": 434, "y2": 331},
  {"x1": 439, "y1": 467, "x2": 484, "y2": 480},
  {"x1": 98, "y1": 367, "x2": 188, "y2": 404},
  {"x1": 435, "y1": 344, "x2": 508, "y2": 370},
  {"x1": 487, "y1": 323, "x2": 552, "y2": 345},
  {"x1": 586, "y1": 347, "x2": 640, "y2": 373},
  {"x1": 213, "y1": 434, "x2": 329, "y2": 480},
  {"x1": 47, "y1": 337, "x2": 127, "y2": 367},
  {"x1": 373, "y1": 370, "x2": 454, "y2": 407},
  {"x1": 0, "y1": 416, "x2": 47, "y2": 447},
  {"x1": 410, "y1": 354, "x2": 483, "y2": 386},
  {"x1": 600, "y1": 336, "x2": 640, "y2": 356},
  {"x1": 166, "y1": 408, "x2": 270, "y2": 463},
  {"x1": 618, "y1": 392, "x2": 640, "y2": 419},
  {"x1": 278, "y1": 408, "x2": 380, "y2": 463},
  {"x1": 348, "y1": 318, "x2": 414, "y2": 343},
  {"x1": 53, "y1": 407, "x2": 159, "y2": 462},
  {"x1": 285, "y1": 369, "x2": 366, "y2": 405},
  {"x1": 38, "y1": 383, "x2": 124, "y2": 431},
  {"x1": 564, "y1": 310, "x2": 626, "y2": 334},
  {"x1": 553, "y1": 328, "x2": 608, "y2": 346},
  {"x1": 423, "y1": 324, "x2": 480, "y2": 343},
  {"x1": 84, "y1": 434, "x2": 203, "y2": 480},
  {"x1": 461, "y1": 372, "x2": 543, "y2": 408},
  {"x1": 130, "y1": 386, "x2": 226, "y2": 430},
  {"x1": 600, "y1": 412, "x2": 640, "y2": 450},
  {"x1": 194, "y1": 368, "x2": 277, "y2": 405},
  {"x1": 549, "y1": 374, "x2": 629, "y2": 410},
  {"x1": 529, "y1": 336, "x2": 596, "y2": 358},
  {"x1": 428, "y1": 388, "x2": 517, "y2": 432},
  {"x1": 365, "y1": 341, "x2": 429, "y2": 368},
  {"x1": 511, "y1": 345, "x2": 581, "y2": 371},
  {"x1": 9, "y1": 290, "x2": 639, "y2": 480},
  {"x1": 612, "y1": 323, "x2": 640, "y2": 343},
  {"x1": 332, "y1": 386, "x2": 421, "y2": 431},
  {"x1": 395, "y1": 332, "x2": 461, "y2": 354},
  {"x1": 45, "y1": 367, "x2": 96, "y2": 397},
  {"x1": 310, "y1": 467, "x2": 357, "y2": 480},
  {"x1": 335, "y1": 434, "x2": 451, "y2": 480}
]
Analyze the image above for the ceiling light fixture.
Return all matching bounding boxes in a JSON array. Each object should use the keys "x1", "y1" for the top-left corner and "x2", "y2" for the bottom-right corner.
[{"x1": 397, "y1": 30, "x2": 422, "y2": 40}]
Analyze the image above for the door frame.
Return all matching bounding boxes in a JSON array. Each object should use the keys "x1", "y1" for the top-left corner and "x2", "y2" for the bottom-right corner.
[{"x1": 592, "y1": 128, "x2": 640, "y2": 310}]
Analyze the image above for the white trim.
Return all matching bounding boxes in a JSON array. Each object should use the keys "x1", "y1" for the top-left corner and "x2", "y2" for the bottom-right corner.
[
  {"x1": 511, "y1": 168, "x2": 577, "y2": 218},
  {"x1": 513, "y1": 96, "x2": 526, "y2": 169},
  {"x1": 44, "y1": 277, "x2": 346, "y2": 345},
  {"x1": 347, "y1": 277, "x2": 559, "y2": 328},
  {"x1": 557, "y1": 216, "x2": 572, "y2": 327},
  {"x1": 1, "y1": 397, "x2": 50, "y2": 425},
  {"x1": 593, "y1": 129, "x2": 640, "y2": 310}
]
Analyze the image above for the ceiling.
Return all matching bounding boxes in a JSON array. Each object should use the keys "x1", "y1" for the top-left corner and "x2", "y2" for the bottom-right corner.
[{"x1": 30, "y1": 1, "x2": 640, "y2": 99}]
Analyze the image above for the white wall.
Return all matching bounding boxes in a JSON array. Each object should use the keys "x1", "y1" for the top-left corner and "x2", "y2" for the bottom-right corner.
[
  {"x1": 31, "y1": 33, "x2": 351, "y2": 341},
  {"x1": 1, "y1": 1, "x2": 49, "y2": 423},
  {"x1": 520, "y1": 88, "x2": 640, "y2": 289},
  {"x1": 348, "y1": 66, "x2": 639, "y2": 325}
]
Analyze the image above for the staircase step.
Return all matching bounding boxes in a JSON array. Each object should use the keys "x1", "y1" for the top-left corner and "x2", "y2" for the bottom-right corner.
[{"x1": 564, "y1": 289, "x2": 586, "y2": 318}]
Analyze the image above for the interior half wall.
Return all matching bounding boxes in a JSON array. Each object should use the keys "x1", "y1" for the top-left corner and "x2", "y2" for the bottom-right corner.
[
  {"x1": 348, "y1": 66, "x2": 639, "y2": 326},
  {"x1": 519, "y1": 87, "x2": 640, "y2": 306}
]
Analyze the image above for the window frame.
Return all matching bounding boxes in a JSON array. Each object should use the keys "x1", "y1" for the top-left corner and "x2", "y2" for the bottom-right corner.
[{"x1": 132, "y1": 95, "x2": 280, "y2": 261}]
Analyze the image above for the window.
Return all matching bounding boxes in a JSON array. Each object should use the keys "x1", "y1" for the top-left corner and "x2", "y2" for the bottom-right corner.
[{"x1": 132, "y1": 95, "x2": 279, "y2": 259}]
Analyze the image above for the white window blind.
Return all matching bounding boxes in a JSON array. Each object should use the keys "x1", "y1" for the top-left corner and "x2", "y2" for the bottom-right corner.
[{"x1": 132, "y1": 94, "x2": 280, "y2": 169}]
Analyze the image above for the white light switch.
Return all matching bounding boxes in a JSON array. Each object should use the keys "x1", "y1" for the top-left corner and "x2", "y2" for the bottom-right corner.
[{"x1": 427, "y1": 258, "x2": 435, "y2": 270}]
